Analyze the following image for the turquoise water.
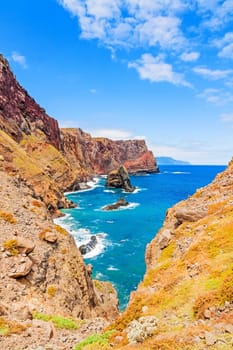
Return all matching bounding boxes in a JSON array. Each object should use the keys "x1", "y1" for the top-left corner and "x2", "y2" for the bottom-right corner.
[{"x1": 56, "y1": 165, "x2": 226, "y2": 310}]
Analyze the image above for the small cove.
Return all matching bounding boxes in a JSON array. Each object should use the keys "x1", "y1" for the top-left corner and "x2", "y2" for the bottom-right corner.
[{"x1": 55, "y1": 165, "x2": 226, "y2": 310}]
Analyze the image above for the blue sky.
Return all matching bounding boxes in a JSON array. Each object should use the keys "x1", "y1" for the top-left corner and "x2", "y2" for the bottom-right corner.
[{"x1": 1, "y1": 0, "x2": 233, "y2": 164}]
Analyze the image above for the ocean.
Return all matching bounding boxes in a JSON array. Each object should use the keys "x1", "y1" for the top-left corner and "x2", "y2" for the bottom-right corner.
[{"x1": 55, "y1": 165, "x2": 226, "y2": 310}]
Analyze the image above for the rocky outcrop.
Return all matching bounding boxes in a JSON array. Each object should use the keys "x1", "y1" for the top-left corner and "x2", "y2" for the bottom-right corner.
[
  {"x1": 103, "y1": 197, "x2": 129, "y2": 211},
  {"x1": 0, "y1": 170, "x2": 118, "y2": 325},
  {"x1": 106, "y1": 166, "x2": 135, "y2": 192},
  {"x1": 79, "y1": 236, "x2": 98, "y2": 255}
]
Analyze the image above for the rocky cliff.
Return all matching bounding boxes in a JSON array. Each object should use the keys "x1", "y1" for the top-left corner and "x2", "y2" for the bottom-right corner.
[
  {"x1": 0, "y1": 53, "x2": 158, "y2": 211},
  {"x1": 104, "y1": 159, "x2": 233, "y2": 349},
  {"x1": 61, "y1": 129, "x2": 158, "y2": 182}
]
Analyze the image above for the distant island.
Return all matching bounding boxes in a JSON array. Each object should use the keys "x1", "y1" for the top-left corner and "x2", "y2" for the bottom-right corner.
[{"x1": 156, "y1": 157, "x2": 191, "y2": 165}]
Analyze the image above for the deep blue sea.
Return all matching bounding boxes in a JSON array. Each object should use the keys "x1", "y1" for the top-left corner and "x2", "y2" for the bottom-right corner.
[{"x1": 55, "y1": 165, "x2": 226, "y2": 310}]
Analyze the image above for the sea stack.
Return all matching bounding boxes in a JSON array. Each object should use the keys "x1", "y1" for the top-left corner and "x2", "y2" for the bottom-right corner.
[{"x1": 105, "y1": 166, "x2": 135, "y2": 192}]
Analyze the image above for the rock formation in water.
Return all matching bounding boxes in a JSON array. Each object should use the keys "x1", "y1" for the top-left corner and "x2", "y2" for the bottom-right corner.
[
  {"x1": 105, "y1": 166, "x2": 136, "y2": 192},
  {"x1": 105, "y1": 159, "x2": 233, "y2": 349},
  {"x1": 103, "y1": 197, "x2": 129, "y2": 211},
  {"x1": 79, "y1": 236, "x2": 98, "y2": 255}
]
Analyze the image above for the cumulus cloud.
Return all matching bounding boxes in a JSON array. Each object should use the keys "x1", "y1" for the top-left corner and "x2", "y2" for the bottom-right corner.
[
  {"x1": 193, "y1": 67, "x2": 233, "y2": 80},
  {"x1": 57, "y1": 0, "x2": 233, "y2": 91},
  {"x1": 11, "y1": 52, "x2": 27, "y2": 68},
  {"x1": 58, "y1": 0, "x2": 186, "y2": 49},
  {"x1": 129, "y1": 54, "x2": 190, "y2": 86},
  {"x1": 180, "y1": 51, "x2": 200, "y2": 62}
]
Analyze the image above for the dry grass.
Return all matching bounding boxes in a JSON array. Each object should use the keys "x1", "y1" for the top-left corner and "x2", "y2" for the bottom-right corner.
[{"x1": 0, "y1": 211, "x2": 17, "y2": 224}]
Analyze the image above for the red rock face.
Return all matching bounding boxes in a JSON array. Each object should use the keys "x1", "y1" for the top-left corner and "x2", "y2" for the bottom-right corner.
[
  {"x1": 0, "y1": 54, "x2": 61, "y2": 149},
  {"x1": 62, "y1": 129, "x2": 159, "y2": 176}
]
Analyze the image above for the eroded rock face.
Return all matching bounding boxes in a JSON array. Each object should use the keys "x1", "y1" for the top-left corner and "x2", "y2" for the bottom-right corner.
[
  {"x1": 61, "y1": 128, "x2": 159, "y2": 177},
  {"x1": 106, "y1": 166, "x2": 135, "y2": 192},
  {"x1": 0, "y1": 54, "x2": 61, "y2": 149}
]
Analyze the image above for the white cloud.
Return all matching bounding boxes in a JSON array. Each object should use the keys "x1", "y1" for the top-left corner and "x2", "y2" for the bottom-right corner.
[
  {"x1": 11, "y1": 52, "x2": 27, "y2": 69},
  {"x1": 193, "y1": 67, "x2": 233, "y2": 80},
  {"x1": 129, "y1": 54, "x2": 190, "y2": 86},
  {"x1": 214, "y1": 32, "x2": 233, "y2": 59},
  {"x1": 197, "y1": 88, "x2": 233, "y2": 105},
  {"x1": 180, "y1": 51, "x2": 200, "y2": 62},
  {"x1": 197, "y1": 0, "x2": 233, "y2": 29},
  {"x1": 138, "y1": 16, "x2": 184, "y2": 49},
  {"x1": 221, "y1": 113, "x2": 233, "y2": 123},
  {"x1": 57, "y1": 0, "x2": 186, "y2": 49},
  {"x1": 89, "y1": 128, "x2": 133, "y2": 140}
]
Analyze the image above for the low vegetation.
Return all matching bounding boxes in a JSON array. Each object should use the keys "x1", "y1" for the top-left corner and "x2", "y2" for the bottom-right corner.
[
  {"x1": 33, "y1": 312, "x2": 79, "y2": 330},
  {"x1": 0, "y1": 317, "x2": 27, "y2": 336},
  {"x1": 74, "y1": 331, "x2": 114, "y2": 350},
  {"x1": 0, "y1": 211, "x2": 17, "y2": 224}
]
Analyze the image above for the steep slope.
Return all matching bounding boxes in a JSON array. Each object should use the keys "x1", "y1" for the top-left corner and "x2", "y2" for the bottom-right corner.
[
  {"x1": 90, "y1": 160, "x2": 233, "y2": 350},
  {"x1": 0, "y1": 54, "x2": 158, "y2": 209}
]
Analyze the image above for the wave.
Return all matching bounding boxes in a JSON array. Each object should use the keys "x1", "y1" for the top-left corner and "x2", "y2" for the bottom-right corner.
[
  {"x1": 64, "y1": 177, "x2": 102, "y2": 195},
  {"x1": 107, "y1": 265, "x2": 119, "y2": 271},
  {"x1": 74, "y1": 231, "x2": 109, "y2": 259},
  {"x1": 104, "y1": 189, "x2": 116, "y2": 193},
  {"x1": 54, "y1": 216, "x2": 110, "y2": 259},
  {"x1": 162, "y1": 171, "x2": 191, "y2": 175}
]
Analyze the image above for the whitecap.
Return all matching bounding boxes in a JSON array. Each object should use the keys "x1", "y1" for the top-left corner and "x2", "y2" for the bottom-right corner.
[
  {"x1": 107, "y1": 265, "x2": 119, "y2": 271},
  {"x1": 171, "y1": 171, "x2": 191, "y2": 175},
  {"x1": 64, "y1": 177, "x2": 102, "y2": 195},
  {"x1": 104, "y1": 189, "x2": 116, "y2": 193}
]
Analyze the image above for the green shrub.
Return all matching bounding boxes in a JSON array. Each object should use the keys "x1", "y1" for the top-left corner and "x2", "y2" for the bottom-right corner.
[
  {"x1": 74, "y1": 331, "x2": 114, "y2": 350},
  {"x1": 33, "y1": 312, "x2": 78, "y2": 329}
]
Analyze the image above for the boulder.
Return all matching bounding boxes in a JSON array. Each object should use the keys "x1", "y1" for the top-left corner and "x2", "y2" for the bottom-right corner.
[
  {"x1": 175, "y1": 207, "x2": 207, "y2": 223},
  {"x1": 79, "y1": 236, "x2": 97, "y2": 255},
  {"x1": 44, "y1": 231, "x2": 58, "y2": 243},
  {"x1": 8, "y1": 256, "x2": 33, "y2": 278},
  {"x1": 16, "y1": 237, "x2": 35, "y2": 254},
  {"x1": 103, "y1": 197, "x2": 129, "y2": 211},
  {"x1": 158, "y1": 229, "x2": 172, "y2": 250},
  {"x1": 126, "y1": 316, "x2": 158, "y2": 343},
  {"x1": 105, "y1": 166, "x2": 135, "y2": 192}
]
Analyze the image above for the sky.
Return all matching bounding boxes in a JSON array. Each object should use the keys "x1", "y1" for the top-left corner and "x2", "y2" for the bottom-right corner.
[{"x1": 0, "y1": 0, "x2": 233, "y2": 164}]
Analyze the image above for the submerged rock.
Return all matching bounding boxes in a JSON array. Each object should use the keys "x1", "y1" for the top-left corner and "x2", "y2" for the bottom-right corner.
[
  {"x1": 105, "y1": 166, "x2": 135, "y2": 192},
  {"x1": 103, "y1": 197, "x2": 129, "y2": 211},
  {"x1": 79, "y1": 235, "x2": 97, "y2": 255}
]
